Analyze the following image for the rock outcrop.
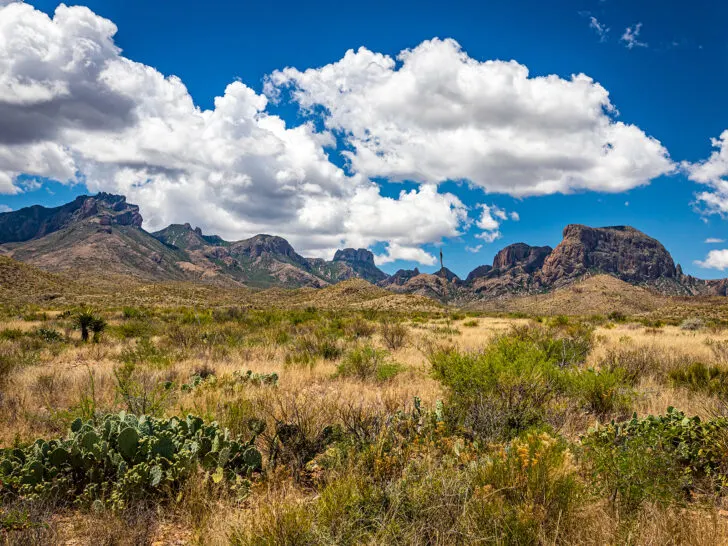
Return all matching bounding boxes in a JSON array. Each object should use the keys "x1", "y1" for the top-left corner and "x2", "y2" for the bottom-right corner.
[
  {"x1": 540, "y1": 225, "x2": 676, "y2": 286},
  {"x1": 0, "y1": 193, "x2": 142, "y2": 244},
  {"x1": 332, "y1": 248, "x2": 388, "y2": 283}
]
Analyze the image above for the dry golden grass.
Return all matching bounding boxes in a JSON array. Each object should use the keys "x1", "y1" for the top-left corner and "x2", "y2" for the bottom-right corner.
[{"x1": 5, "y1": 298, "x2": 728, "y2": 544}]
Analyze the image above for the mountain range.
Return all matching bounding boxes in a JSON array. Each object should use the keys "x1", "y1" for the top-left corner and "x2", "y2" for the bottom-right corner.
[{"x1": 0, "y1": 193, "x2": 726, "y2": 302}]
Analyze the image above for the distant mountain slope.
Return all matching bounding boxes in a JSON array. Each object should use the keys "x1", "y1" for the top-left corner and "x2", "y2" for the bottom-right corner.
[
  {"x1": 0, "y1": 194, "x2": 389, "y2": 289},
  {"x1": 0, "y1": 193, "x2": 142, "y2": 244},
  {"x1": 470, "y1": 274, "x2": 669, "y2": 316},
  {"x1": 0, "y1": 256, "x2": 79, "y2": 303},
  {"x1": 2, "y1": 194, "x2": 727, "y2": 301}
]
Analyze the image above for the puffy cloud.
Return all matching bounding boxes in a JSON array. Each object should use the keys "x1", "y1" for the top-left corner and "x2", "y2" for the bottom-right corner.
[
  {"x1": 686, "y1": 131, "x2": 728, "y2": 218},
  {"x1": 0, "y1": 5, "x2": 674, "y2": 264},
  {"x1": 0, "y1": 204, "x2": 11, "y2": 212},
  {"x1": 0, "y1": 3, "x2": 465, "y2": 262},
  {"x1": 465, "y1": 244, "x2": 483, "y2": 253},
  {"x1": 696, "y1": 249, "x2": 728, "y2": 270},
  {"x1": 706, "y1": 238, "x2": 725, "y2": 244},
  {"x1": 268, "y1": 38, "x2": 673, "y2": 196},
  {"x1": 375, "y1": 242, "x2": 437, "y2": 266},
  {"x1": 474, "y1": 204, "x2": 517, "y2": 242},
  {"x1": 621, "y1": 23, "x2": 647, "y2": 49}
]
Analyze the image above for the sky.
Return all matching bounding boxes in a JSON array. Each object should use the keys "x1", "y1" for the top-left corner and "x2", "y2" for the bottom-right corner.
[{"x1": 1, "y1": 0, "x2": 728, "y2": 278}]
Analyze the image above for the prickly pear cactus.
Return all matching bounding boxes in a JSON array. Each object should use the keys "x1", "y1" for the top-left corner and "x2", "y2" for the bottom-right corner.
[{"x1": 0, "y1": 412, "x2": 262, "y2": 510}]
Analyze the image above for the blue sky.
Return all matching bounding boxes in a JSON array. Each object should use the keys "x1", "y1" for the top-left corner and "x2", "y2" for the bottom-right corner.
[{"x1": 2, "y1": 0, "x2": 728, "y2": 278}]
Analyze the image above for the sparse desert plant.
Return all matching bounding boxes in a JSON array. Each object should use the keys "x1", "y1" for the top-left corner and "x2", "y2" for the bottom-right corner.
[
  {"x1": 72, "y1": 309, "x2": 105, "y2": 343},
  {"x1": 669, "y1": 361, "x2": 728, "y2": 396},
  {"x1": 336, "y1": 345, "x2": 402, "y2": 382},
  {"x1": 566, "y1": 368, "x2": 632, "y2": 418},
  {"x1": 113, "y1": 361, "x2": 174, "y2": 416},
  {"x1": 600, "y1": 345, "x2": 673, "y2": 385},
  {"x1": 681, "y1": 318, "x2": 705, "y2": 331},
  {"x1": 347, "y1": 316, "x2": 376, "y2": 339},
  {"x1": 379, "y1": 320, "x2": 408, "y2": 350}
]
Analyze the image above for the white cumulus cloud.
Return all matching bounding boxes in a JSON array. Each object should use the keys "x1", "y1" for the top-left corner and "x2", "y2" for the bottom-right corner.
[
  {"x1": 686, "y1": 131, "x2": 728, "y2": 219},
  {"x1": 0, "y1": 5, "x2": 675, "y2": 264},
  {"x1": 696, "y1": 249, "x2": 728, "y2": 270},
  {"x1": 268, "y1": 38, "x2": 673, "y2": 196},
  {"x1": 0, "y1": 3, "x2": 466, "y2": 263}
]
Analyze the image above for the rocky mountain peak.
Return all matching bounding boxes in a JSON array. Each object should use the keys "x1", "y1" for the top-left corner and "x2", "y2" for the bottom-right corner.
[
  {"x1": 540, "y1": 224, "x2": 677, "y2": 286},
  {"x1": 332, "y1": 247, "x2": 387, "y2": 283},
  {"x1": 492, "y1": 243, "x2": 553, "y2": 273},
  {"x1": 333, "y1": 248, "x2": 376, "y2": 265},
  {"x1": 434, "y1": 267, "x2": 460, "y2": 282},
  {"x1": 0, "y1": 193, "x2": 142, "y2": 244}
]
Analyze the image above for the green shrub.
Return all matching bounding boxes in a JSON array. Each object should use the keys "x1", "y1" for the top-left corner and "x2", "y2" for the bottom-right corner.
[
  {"x1": 34, "y1": 328, "x2": 64, "y2": 343},
  {"x1": 582, "y1": 408, "x2": 728, "y2": 513},
  {"x1": 0, "y1": 413, "x2": 262, "y2": 511},
  {"x1": 285, "y1": 333, "x2": 343, "y2": 367},
  {"x1": 379, "y1": 320, "x2": 408, "y2": 350},
  {"x1": 119, "y1": 338, "x2": 172, "y2": 369},
  {"x1": 430, "y1": 339, "x2": 557, "y2": 441},
  {"x1": 115, "y1": 319, "x2": 155, "y2": 339},
  {"x1": 113, "y1": 362, "x2": 174, "y2": 416},
  {"x1": 462, "y1": 319, "x2": 478, "y2": 327},
  {"x1": 565, "y1": 368, "x2": 632, "y2": 418},
  {"x1": 0, "y1": 328, "x2": 24, "y2": 340},
  {"x1": 430, "y1": 325, "x2": 594, "y2": 441},
  {"x1": 336, "y1": 346, "x2": 402, "y2": 382},
  {"x1": 122, "y1": 307, "x2": 148, "y2": 320},
  {"x1": 669, "y1": 362, "x2": 728, "y2": 396}
]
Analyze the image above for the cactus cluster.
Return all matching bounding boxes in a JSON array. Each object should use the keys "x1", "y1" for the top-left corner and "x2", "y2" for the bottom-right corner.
[
  {"x1": 233, "y1": 369, "x2": 279, "y2": 386},
  {"x1": 0, "y1": 412, "x2": 262, "y2": 510}
]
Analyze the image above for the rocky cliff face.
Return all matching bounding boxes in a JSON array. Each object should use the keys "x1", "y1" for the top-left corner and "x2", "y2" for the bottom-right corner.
[
  {"x1": 492, "y1": 243, "x2": 553, "y2": 274},
  {"x1": 540, "y1": 225, "x2": 676, "y2": 286},
  {"x1": 332, "y1": 248, "x2": 388, "y2": 283},
  {"x1": 0, "y1": 193, "x2": 142, "y2": 244}
]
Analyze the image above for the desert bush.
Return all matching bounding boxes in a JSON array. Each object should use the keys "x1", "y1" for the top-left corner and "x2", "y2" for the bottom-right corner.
[
  {"x1": 608, "y1": 311, "x2": 627, "y2": 322},
  {"x1": 379, "y1": 320, "x2": 408, "y2": 351},
  {"x1": 336, "y1": 345, "x2": 402, "y2": 382},
  {"x1": 462, "y1": 319, "x2": 478, "y2": 327},
  {"x1": 0, "y1": 328, "x2": 24, "y2": 340},
  {"x1": 430, "y1": 339, "x2": 558, "y2": 441},
  {"x1": 707, "y1": 339, "x2": 728, "y2": 365},
  {"x1": 119, "y1": 337, "x2": 172, "y2": 368},
  {"x1": 566, "y1": 368, "x2": 633, "y2": 418},
  {"x1": 231, "y1": 432, "x2": 584, "y2": 545},
  {"x1": 600, "y1": 345, "x2": 675, "y2": 385},
  {"x1": 681, "y1": 318, "x2": 705, "y2": 331},
  {"x1": 34, "y1": 327, "x2": 64, "y2": 343},
  {"x1": 669, "y1": 362, "x2": 728, "y2": 396},
  {"x1": 582, "y1": 408, "x2": 728, "y2": 514},
  {"x1": 113, "y1": 362, "x2": 174, "y2": 416},
  {"x1": 346, "y1": 316, "x2": 376, "y2": 339},
  {"x1": 115, "y1": 319, "x2": 155, "y2": 339},
  {"x1": 284, "y1": 332, "x2": 343, "y2": 367},
  {"x1": 122, "y1": 307, "x2": 148, "y2": 320},
  {"x1": 0, "y1": 413, "x2": 262, "y2": 511}
]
